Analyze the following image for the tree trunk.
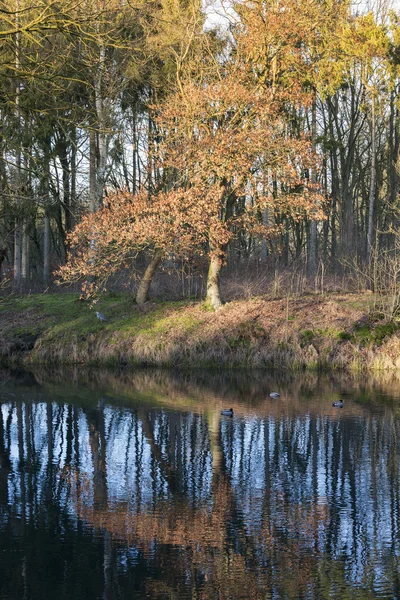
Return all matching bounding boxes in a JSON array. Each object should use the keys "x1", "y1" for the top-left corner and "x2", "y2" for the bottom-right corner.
[
  {"x1": 132, "y1": 112, "x2": 137, "y2": 194},
  {"x1": 14, "y1": 223, "x2": 21, "y2": 289},
  {"x1": 94, "y1": 43, "x2": 106, "y2": 208},
  {"x1": 13, "y1": 5, "x2": 21, "y2": 289},
  {"x1": 71, "y1": 124, "x2": 76, "y2": 229},
  {"x1": 205, "y1": 252, "x2": 223, "y2": 311},
  {"x1": 0, "y1": 244, "x2": 7, "y2": 282},
  {"x1": 308, "y1": 91, "x2": 317, "y2": 277},
  {"x1": 136, "y1": 250, "x2": 162, "y2": 305},
  {"x1": 43, "y1": 212, "x2": 50, "y2": 287},
  {"x1": 89, "y1": 128, "x2": 97, "y2": 214},
  {"x1": 58, "y1": 134, "x2": 72, "y2": 232},
  {"x1": 261, "y1": 207, "x2": 269, "y2": 262},
  {"x1": 367, "y1": 95, "x2": 376, "y2": 261},
  {"x1": 21, "y1": 222, "x2": 29, "y2": 284},
  {"x1": 43, "y1": 147, "x2": 51, "y2": 287}
]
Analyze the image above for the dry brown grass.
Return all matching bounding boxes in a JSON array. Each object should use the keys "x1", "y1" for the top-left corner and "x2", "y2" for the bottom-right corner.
[{"x1": 13, "y1": 291, "x2": 399, "y2": 372}]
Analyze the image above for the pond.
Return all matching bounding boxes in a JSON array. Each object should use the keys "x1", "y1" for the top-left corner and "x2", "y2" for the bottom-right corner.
[{"x1": 0, "y1": 367, "x2": 400, "y2": 599}]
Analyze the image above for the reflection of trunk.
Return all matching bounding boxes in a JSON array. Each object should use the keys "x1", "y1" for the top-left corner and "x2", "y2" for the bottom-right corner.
[
  {"x1": 139, "y1": 410, "x2": 179, "y2": 493},
  {"x1": 17, "y1": 402, "x2": 26, "y2": 526},
  {"x1": 86, "y1": 408, "x2": 108, "y2": 509},
  {"x1": 207, "y1": 409, "x2": 222, "y2": 474},
  {"x1": 0, "y1": 404, "x2": 11, "y2": 504},
  {"x1": 136, "y1": 250, "x2": 162, "y2": 305},
  {"x1": 205, "y1": 251, "x2": 224, "y2": 311},
  {"x1": 103, "y1": 530, "x2": 112, "y2": 600}
]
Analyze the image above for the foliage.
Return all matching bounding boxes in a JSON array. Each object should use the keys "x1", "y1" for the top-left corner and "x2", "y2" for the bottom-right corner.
[
  {"x1": 0, "y1": 0, "x2": 399, "y2": 311},
  {"x1": 57, "y1": 185, "x2": 223, "y2": 296}
]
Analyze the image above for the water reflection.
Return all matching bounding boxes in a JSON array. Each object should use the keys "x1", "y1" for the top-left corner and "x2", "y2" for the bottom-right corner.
[{"x1": 0, "y1": 367, "x2": 400, "y2": 599}]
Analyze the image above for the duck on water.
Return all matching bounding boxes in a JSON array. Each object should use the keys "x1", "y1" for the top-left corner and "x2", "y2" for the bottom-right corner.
[
  {"x1": 220, "y1": 408, "x2": 234, "y2": 417},
  {"x1": 332, "y1": 400, "x2": 344, "y2": 408}
]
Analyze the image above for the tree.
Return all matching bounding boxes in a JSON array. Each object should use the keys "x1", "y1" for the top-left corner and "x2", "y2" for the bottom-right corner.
[
  {"x1": 154, "y1": 0, "x2": 330, "y2": 309},
  {"x1": 57, "y1": 186, "x2": 221, "y2": 304}
]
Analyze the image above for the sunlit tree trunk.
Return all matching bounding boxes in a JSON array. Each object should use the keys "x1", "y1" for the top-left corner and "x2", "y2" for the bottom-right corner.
[
  {"x1": 89, "y1": 128, "x2": 97, "y2": 213},
  {"x1": 132, "y1": 112, "x2": 137, "y2": 194},
  {"x1": 367, "y1": 95, "x2": 376, "y2": 261},
  {"x1": 71, "y1": 124, "x2": 77, "y2": 229},
  {"x1": 205, "y1": 251, "x2": 224, "y2": 311},
  {"x1": 136, "y1": 250, "x2": 162, "y2": 305},
  {"x1": 308, "y1": 91, "x2": 317, "y2": 277},
  {"x1": 94, "y1": 42, "x2": 107, "y2": 208}
]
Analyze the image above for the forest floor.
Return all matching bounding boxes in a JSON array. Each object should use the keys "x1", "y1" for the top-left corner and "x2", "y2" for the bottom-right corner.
[{"x1": 1, "y1": 291, "x2": 400, "y2": 371}]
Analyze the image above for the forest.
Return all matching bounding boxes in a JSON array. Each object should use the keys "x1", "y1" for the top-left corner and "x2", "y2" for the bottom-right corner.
[{"x1": 0, "y1": 0, "x2": 399, "y2": 311}]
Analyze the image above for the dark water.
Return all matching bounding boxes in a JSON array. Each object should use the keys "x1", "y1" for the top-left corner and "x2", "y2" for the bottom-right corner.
[{"x1": 0, "y1": 368, "x2": 400, "y2": 599}]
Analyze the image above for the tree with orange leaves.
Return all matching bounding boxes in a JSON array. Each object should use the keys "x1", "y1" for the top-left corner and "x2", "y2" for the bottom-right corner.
[
  {"x1": 60, "y1": 0, "x2": 349, "y2": 310},
  {"x1": 155, "y1": 0, "x2": 337, "y2": 309},
  {"x1": 57, "y1": 185, "x2": 224, "y2": 304}
]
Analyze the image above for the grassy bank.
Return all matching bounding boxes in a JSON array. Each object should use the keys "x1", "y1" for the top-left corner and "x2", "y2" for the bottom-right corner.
[{"x1": 1, "y1": 291, "x2": 400, "y2": 371}]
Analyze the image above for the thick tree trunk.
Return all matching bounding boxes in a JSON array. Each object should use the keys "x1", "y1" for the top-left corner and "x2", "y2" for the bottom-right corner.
[
  {"x1": 205, "y1": 252, "x2": 223, "y2": 311},
  {"x1": 136, "y1": 250, "x2": 162, "y2": 305}
]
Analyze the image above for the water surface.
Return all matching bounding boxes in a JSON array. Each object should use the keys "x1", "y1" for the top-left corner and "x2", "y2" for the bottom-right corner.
[{"x1": 0, "y1": 368, "x2": 399, "y2": 599}]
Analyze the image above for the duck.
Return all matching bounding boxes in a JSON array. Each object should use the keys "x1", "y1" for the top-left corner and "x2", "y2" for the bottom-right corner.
[
  {"x1": 220, "y1": 408, "x2": 234, "y2": 417},
  {"x1": 332, "y1": 400, "x2": 344, "y2": 408},
  {"x1": 269, "y1": 392, "x2": 280, "y2": 399}
]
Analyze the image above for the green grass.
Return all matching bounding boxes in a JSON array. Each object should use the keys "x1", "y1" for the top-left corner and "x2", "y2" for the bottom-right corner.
[
  {"x1": 0, "y1": 292, "x2": 189, "y2": 337},
  {"x1": 0, "y1": 292, "x2": 205, "y2": 366},
  {"x1": 334, "y1": 320, "x2": 400, "y2": 347}
]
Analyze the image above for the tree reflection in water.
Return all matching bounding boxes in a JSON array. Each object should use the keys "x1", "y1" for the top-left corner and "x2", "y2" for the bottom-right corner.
[{"x1": 0, "y1": 368, "x2": 399, "y2": 599}]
